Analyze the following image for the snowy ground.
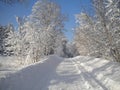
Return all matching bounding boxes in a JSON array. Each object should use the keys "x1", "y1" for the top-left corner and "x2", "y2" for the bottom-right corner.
[
  {"x1": 0, "y1": 55, "x2": 120, "y2": 90},
  {"x1": 0, "y1": 56, "x2": 23, "y2": 78}
]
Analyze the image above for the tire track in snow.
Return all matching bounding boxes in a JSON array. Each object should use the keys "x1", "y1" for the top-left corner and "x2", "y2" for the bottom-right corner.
[{"x1": 70, "y1": 58, "x2": 108, "y2": 90}]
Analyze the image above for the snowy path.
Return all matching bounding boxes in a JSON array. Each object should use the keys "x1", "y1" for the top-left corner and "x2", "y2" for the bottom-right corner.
[{"x1": 0, "y1": 55, "x2": 120, "y2": 90}]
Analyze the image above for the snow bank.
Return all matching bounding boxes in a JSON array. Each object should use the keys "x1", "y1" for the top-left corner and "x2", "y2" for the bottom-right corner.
[
  {"x1": 71, "y1": 56, "x2": 120, "y2": 90},
  {"x1": 0, "y1": 56, "x2": 24, "y2": 78},
  {"x1": 0, "y1": 55, "x2": 63, "y2": 90},
  {"x1": 0, "y1": 55, "x2": 120, "y2": 90}
]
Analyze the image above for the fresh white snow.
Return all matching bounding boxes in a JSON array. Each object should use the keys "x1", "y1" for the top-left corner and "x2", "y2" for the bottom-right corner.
[
  {"x1": 0, "y1": 55, "x2": 120, "y2": 90},
  {"x1": 0, "y1": 56, "x2": 24, "y2": 78}
]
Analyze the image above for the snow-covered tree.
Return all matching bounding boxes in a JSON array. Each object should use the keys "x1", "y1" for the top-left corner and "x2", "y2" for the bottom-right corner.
[
  {"x1": 0, "y1": 24, "x2": 16, "y2": 55},
  {"x1": 0, "y1": 25, "x2": 8, "y2": 55},
  {"x1": 93, "y1": 0, "x2": 120, "y2": 61},
  {"x1": 66, "y1": 42, "x2": 79, "y2": 57},
  {"x1": 30, "y1": 0, "x2": 66, "y2": 55},
  {"x1": 105, "y1": 0, "x2": 120, "y2": 20},
  {"x1": 4, "y1": 24, "x2": 16, "y2": 56},
  {"x1": 74, "y1": 0, "x2": 120, "y2": 61},
  {"x1": 14, "y1": 16, "x2": 31, "y2": 63},
  {"x1": 74, "y1": 13, "x2": 100, "y2": 57},
  {"x1": 5, "y1": 17, "x2": 29, "y2": 64},
  {"x1": 21, "y1": 0, "x2": 66, "y2": 63},
  {"x1": 56, "y1": 38, "x2": 68, "y2": 57}
]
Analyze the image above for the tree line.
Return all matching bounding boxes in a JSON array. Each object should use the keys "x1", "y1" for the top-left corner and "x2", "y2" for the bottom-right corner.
[
  {"x1": 0, "y1": 0, "x2": 120, "y2": 64},
  {"x1": 0, "y1": 0, "x2": 79, "y2": 65},
  {"x1": 74, "y1": 0, "x2": 120, "y2": 62}
]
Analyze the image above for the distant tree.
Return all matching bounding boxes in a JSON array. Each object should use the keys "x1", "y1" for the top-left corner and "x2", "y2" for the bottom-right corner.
[
  {"x1": 0, "y1": 25, "x2": 8, "y2": 55},
  {"x1": 74, "y1": 13, "x2": 99, "y2": 56},
  {"x1": 56, "y1": 38, "x2": 68, "y2": 57},
  {"x1": 67, "y1": 42, "x2": 79, "y2": 57},
  {"x1": 4, "y1": 24, "x2": 16, "y2": 56},
  {"x1": 0, "y1": 24, "x2": 15, "y2": 55}
]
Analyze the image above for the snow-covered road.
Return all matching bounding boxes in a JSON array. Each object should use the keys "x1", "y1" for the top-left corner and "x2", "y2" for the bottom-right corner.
[{"x1": 0, "y1": 55, "x2": 120, "y2": 90}]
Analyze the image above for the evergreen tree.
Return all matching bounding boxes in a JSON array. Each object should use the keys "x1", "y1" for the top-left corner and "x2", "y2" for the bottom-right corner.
[
  {"x1": 5, "y1": 24, "x2": 16, "y2": 55},
  {"x1": 0, "y1": 25, "x2": 7, "y2": 55}
]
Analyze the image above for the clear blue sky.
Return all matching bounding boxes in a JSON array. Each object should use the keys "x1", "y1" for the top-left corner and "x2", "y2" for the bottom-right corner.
[{"x1": 0, "y1": 0, "x2": 93, "y2": 41}]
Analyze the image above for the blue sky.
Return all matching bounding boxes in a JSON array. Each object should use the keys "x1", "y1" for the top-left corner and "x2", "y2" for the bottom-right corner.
[{"x1": 0, "y1": 0, "x2": 93, "y2": 41}]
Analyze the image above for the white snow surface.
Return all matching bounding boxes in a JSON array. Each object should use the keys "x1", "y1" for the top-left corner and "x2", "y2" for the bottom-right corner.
[
  {"x1": 0, "y1": 55, "x2": 120, "y2": 90},
  {"x1": 0, "y1": 56, "x2": 24, "y2": 78}
]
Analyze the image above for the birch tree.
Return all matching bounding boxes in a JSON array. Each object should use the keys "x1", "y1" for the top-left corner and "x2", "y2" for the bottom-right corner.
[
  {"x1": 74, "y1": 0, "x2": 120, "y2": 61},
  {"x1": 23, "y1": 0, "x2": 66, "y2": 63}
]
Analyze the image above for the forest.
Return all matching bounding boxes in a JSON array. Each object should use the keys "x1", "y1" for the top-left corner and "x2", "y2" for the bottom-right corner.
[
  {"x1": 0, "y1": 0, "x2": 120, "y2": 90},
  {"x1": 0, "y1": 0, "x2": 120, "y2": 64}
]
